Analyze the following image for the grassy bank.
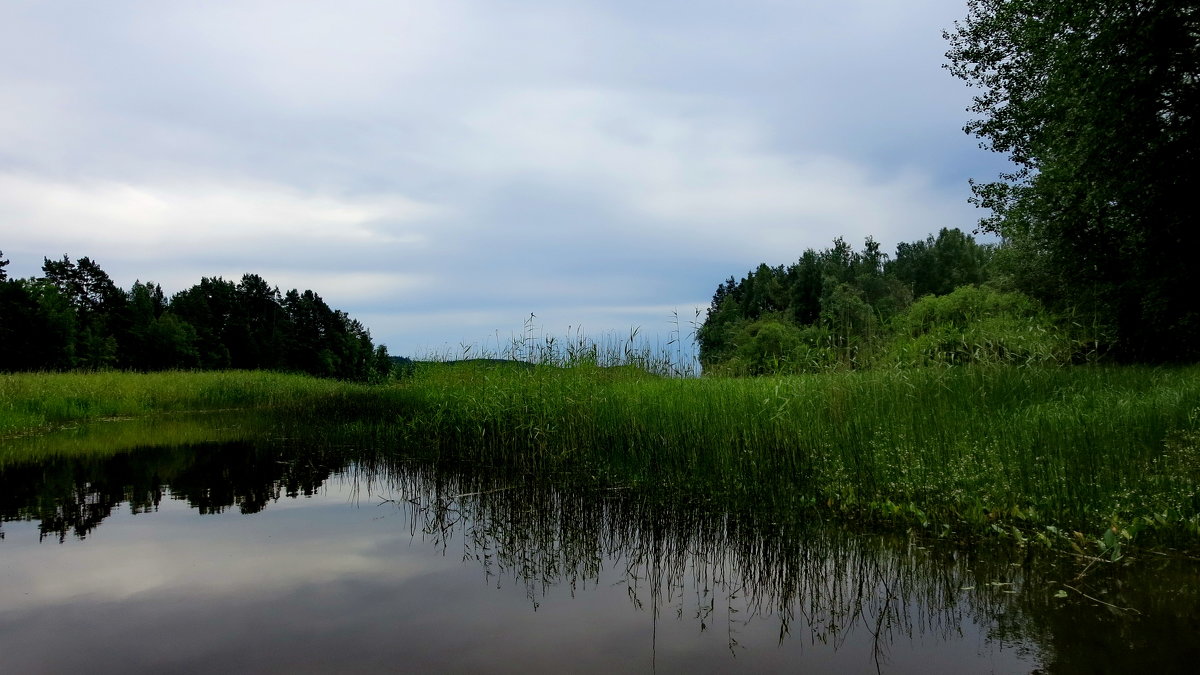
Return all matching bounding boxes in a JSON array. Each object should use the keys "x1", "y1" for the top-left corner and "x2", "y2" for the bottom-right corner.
[
  {"x1": 3, "y1": 365, "x2": 1198, "y2": 552},
  {"x1": 0, "y1": 370, "x2": 383, "y2": 437}
]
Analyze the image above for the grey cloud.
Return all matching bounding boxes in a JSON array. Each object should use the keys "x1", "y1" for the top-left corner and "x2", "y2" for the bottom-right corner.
[{"x1": 0, "y1": 1, "x2": 999, "y2": 356}]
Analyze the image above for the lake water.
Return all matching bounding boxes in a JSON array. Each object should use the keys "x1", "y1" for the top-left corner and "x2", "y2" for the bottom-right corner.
[{"x1": 1, "y1": 415, "x2": 1197, "y2": 673}]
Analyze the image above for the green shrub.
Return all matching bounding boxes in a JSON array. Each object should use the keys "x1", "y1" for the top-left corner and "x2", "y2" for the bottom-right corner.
[
  {"x1": 705, "y1": 317, "x2": 842, "y2": 376},
  {"x1": 884, "y1": 286, "x2": 1070, "y2": 366}
]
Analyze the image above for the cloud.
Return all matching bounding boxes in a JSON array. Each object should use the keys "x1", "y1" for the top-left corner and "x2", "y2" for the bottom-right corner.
[
  {"x1": 262, "y1": 270, "x2": 432, "y2": 304},
  {"x1": 446, "y1": 86, "x2": 974, "y2": 258},
  {"x1": 0, "y1": 173, "x2": 440, "y2": 257},
  {"x1": 0, "y1": 494, "x2": 443, "y2": 613},
  {"x1": 0, "y1": 1, "x2": 997, "y2": 356},
  {"x1": 133, "y1": 1, "x2": 469, "y2": 112}
]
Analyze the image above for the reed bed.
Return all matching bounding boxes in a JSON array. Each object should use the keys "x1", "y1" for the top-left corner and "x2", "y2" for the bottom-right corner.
[
  {"x1": 395, "y1": 363, "x2": 1200, "y2": 550},
  {"x1": 3, "y1": 364, "x2": 1198, "y2": 550}
]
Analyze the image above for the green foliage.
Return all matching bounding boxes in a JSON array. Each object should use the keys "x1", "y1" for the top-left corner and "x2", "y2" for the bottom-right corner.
[
  {"x1": 387, "y1": 363, "x2": 1200, "y2": 549},
  {"x1": 0, "y1": 370, "x2": 373, "y2": 438},
  {"x1": 169, "y1": 276, "x2": 238, "y2": 369},
  {"x1": 945, "y1": 0, "x2": 1200, "y2": 361},
  {"x1": 0, "y1": 279, "x2": 76, "y2": 371},
  {"x1": 715, "y1": 317, "x2": 807, "y2": 376},
  {"x1": 0, "y1": 253, "x2": 392, "y2": 381},
  {"x1": 4, "y1": 364, "x2": 1199, "y2": 550},
  {"x1": 884, "y1": 286, "x2": 1071, "y2": 367},
  {"x1": 698, "y1": 230, "x2": 1006, "y2": 374},
  {"x1": 735, "y1": 320, "x2": 841, "y2": 376},
  {"x1": 735, "y1": 318, "x2": 803, "y2": 374},
  {"x1": 888, "y1": 227, "x2": 993, "y2": 297},
  {"x1": 819, "y1": 282, "x2": 879, "y2": 367}
]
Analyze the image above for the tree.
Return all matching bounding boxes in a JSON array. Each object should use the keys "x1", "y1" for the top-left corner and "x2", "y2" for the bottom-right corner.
[
  {"x1": 41, "y1": 255, "x2": 125, "y2": 317},
  {"x1": 0, "y1": 279, "x2": 76, "y2": 371},
  {"x1": 232, "y1": 274, "x2": 287, "y2": 370},
  {"x1": 124, "y1": 281, "x2": 198, "y2": 370},
  {"x1": 885, "y1": 285, "x2": 1069, "y2": 367},
  {"x1": 945, "y1": 0, "x2": 1200, "y2": 361},
  {"x1": 731, "y1": 317, "x2": 805, "y2": 376},
  {"x1": 282, "y1": 288, "x2": 334, "y2": 376},
  {"x1": 0, "y1": 253, "x2": 391, "y2": 378},
  {"x1": 40, "y1": 256, "x2": 128, "y2": 368},
  {"x1": 697, "y1": 236, "x2": 918, "y2": 372},
  {"x1": 887, "y1": 228, "x2": 992, "y2": 298},
  {"x1": 170, "y1": 277, "x2": 238, "y2": 369}
]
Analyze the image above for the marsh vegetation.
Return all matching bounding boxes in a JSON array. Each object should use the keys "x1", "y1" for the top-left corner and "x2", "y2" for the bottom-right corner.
[{"x1": 4, "y1": 360, "x2": 1198, "y2": 557}]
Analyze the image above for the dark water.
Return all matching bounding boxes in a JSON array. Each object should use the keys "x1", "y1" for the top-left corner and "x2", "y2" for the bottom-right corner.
[{"x1": 1, "y1": 417, "x2": 1197, "y2": 674}]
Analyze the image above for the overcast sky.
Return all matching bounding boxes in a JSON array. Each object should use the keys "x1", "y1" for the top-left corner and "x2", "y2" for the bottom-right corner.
[{"x1": 0, "y1": 0, "x2": 1007, "y2": 357}]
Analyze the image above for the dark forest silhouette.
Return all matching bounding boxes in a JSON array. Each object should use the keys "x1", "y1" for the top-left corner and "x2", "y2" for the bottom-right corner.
[{"x1": 0, "y1": 253, "x2": 391, "y2": 380}]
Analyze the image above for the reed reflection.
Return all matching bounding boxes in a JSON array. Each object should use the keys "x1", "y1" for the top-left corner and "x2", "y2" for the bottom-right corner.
[
  {"x1": 1, "y1": 424, "x2": 1196, "y2": 672},
  {"x1": 367, "y1": 458, "x2": 1035, "y2": 665}
]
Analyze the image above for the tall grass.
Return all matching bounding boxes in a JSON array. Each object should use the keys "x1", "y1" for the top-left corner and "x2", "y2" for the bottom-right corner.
[
  {"x1": 394, "y1": 363, "x2": 1200, "y2": 549},
  {"x1": 3, "y1": 363, "x2": 1198, "y2": 550},
  {"x1": 419, "y1": 314, "x2": 701, "y2": 377},
  {"x1": 0, "y1": 371, "x2": 382, "y2": 436}
]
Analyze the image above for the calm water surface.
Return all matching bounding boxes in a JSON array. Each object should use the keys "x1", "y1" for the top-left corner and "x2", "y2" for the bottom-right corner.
[{"x1": 1, "y1": 416, "x2": 1196, "y2": 673}]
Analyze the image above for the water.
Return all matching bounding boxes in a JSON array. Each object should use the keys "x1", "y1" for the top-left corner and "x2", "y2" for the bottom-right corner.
[{"x1": 1, "y1": 416, "x2": 1196, "y2": 673}]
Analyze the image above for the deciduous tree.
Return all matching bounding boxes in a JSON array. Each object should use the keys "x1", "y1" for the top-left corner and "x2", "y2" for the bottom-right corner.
[{"x1": 945, "y1": 0, "x2": 1200, "y2": 360}]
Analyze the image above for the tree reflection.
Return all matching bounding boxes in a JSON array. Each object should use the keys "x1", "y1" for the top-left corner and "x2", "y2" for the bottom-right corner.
[
  {"x1": 0, "y1": 441, "x2": 341, "y2": 541},
  {"x1": 1, "y1": 429, "x2": 1197, "y2": 671}
]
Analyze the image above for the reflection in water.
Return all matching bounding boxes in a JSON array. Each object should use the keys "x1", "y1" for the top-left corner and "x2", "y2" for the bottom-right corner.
[
  {"x1": 0, "y1": 442, "x2": 333, "y2": 541},
  {"x1": 1, "y1": 419, "x2": 1197, "y2": 673},
  {"x1": 385, "y1": 466, "x2": 1015, "y2": 669}
]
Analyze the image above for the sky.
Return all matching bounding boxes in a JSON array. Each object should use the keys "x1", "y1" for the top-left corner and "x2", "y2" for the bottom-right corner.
[{"x1": 0, "y1": 0, "x2": 1009, "y2": 358}]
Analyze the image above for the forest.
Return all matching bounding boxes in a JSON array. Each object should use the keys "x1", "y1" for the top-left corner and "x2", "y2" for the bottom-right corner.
[
  {"x1": 696, "y1": 227, "x2": 1100, "y2": 374},
  {"x1": 0, "y1": 252, "x2": 392, "y2": 381},
  {"x1": 697, "y1": 228, "x2": 1014, "y2": 374}
]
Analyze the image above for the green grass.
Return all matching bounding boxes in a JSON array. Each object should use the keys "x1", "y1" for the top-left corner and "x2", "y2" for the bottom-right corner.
[
  {"x1": 393, "y1": 363, "x2": 1200, "y2": 551},
  {"x1": 0, "y1": 370, "x2": 381, "y2": 437},
  {"x1": 3, "y1": 364, "x2": 1198, "y2": 552}
]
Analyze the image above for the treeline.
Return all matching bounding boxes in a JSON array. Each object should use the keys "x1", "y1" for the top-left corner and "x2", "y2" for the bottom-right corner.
[
  {"x1": 0, "y1": 252, "x2": 392, "y2": 380},
  {"x1": 698, "y1": 228, "x2": 1083, "y2": 374}
]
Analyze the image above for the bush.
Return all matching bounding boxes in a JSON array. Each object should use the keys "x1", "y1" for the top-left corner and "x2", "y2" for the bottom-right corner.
[
  {"x1": 703, "y1": 317, "x2": 842, "y2": 376},
  {"x1": 884, "y1": 286, "x2": 1070, "y2": 366}
]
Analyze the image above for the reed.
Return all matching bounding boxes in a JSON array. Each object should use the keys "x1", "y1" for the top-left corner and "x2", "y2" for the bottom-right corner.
[
  {"x1": 3, "y1": 363, "x2": 1198, "y2": 550},
  {"x1": 393, "y1": 363, "x2": 1200, "y2": 550}
]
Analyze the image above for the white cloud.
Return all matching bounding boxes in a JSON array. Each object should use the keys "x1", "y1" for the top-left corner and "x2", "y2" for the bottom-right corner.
[
  {"x1": 0, "y1": 491, "x2": 442, "y2": 613},
  {"x1": 0, "y1": 173, "x2": 440, "y2": 259},
  {"x1": 447, "y1": 86, "x2": 971, "y2": 257},
  {"x1": 261, "y1": 270, "x2": 432, "y2": 304},
  {"x1": 137, "y1": 1, "x2": 469, "y2": 112},
  {"x1": 0, "y1": 1, "x2": 994, "y2": 354}
]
